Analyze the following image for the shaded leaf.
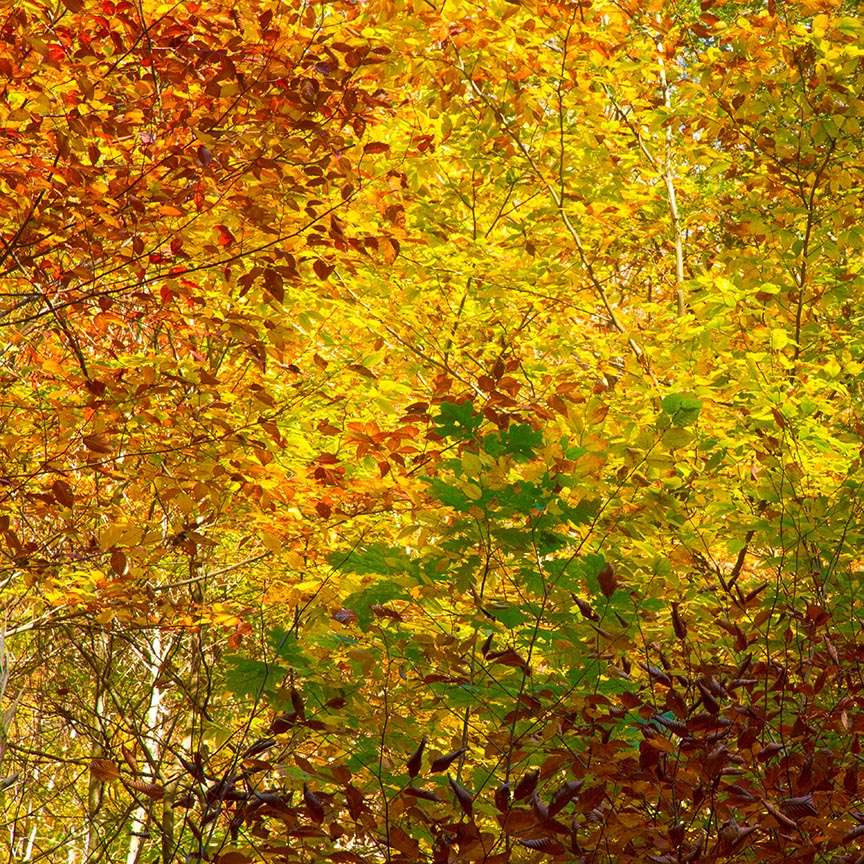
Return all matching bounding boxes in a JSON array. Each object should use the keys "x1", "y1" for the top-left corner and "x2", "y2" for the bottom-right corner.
[
  {"x1": 448, "y1": 775, "x2": 474, "y2": 819},
  {"x1": 429, "y1": 747, "x2": 467, "y2": 773},
  {"x1": 406, "y1": 734, "x2": 426, "y2": 778}
]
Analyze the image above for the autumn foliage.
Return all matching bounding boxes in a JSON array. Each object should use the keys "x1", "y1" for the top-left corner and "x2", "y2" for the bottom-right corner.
[{"x1": 2, "y1": 0, "x2": 864, "y2": 862}]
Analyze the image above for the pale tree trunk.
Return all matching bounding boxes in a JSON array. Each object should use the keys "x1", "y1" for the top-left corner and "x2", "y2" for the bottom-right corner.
[
  {"x1": 655, "y1": 16, "x2": 687, "y2": 317},
  {"x1": 125, "y1": 632, "x2": 166, "y2": 864}
]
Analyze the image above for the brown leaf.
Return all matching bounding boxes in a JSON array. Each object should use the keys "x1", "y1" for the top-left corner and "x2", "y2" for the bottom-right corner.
[
  {"x1": 671, "y1": 602, "x2": 687, "y2": 640},
  {"x1": 448, "y1": 775, "x2": 473, "y2": 819},
  {"x1": 530, "y1": 792, "x2": 549, "y2": 821},
  {"x1": 82, "y1": 433, "x2": 112, "y2": 454},
  {"x1": 126, "y1": 778, "x2": 165, "y2": 800},
  {"x1": 290, "y1": 687, "x2": 306, "y2": 720},
  {"x1": 697, "y1": 680, "x2": 719, "y2": 714},
  {"x1": 573, "y1": 596, "x2": 599, "y2": 621},
  {"x1": 841, "y1": 824, "x2": 864, "y2": 844},
  {"x1": 332, "y1": 608, "x2": 357, "y2": 625},
  {"x1": 370, "y1": 603, "x2": 403, "y2": 621},
  {"x1": 513, "y1": 768, "x2": 539, "y2": 801},
  {"x1": 271, "y1": 711, "x2": 297, "y2": 734},
  {"x1": 214, "y1": 225, "x2": 236, "y2": 247},
  {"x1": 242, "y1": 738, "x2": 275, "y2": 759},
  {"x1": 313, "y1": 259, "x2": 333, "y2": 280},
  {"x1": 487, "y1": 648, "x2": 529, "y2": 671},
  {"x1": 547, "y1": 780, "x2": 583, "y2": 817},
  {"x1": 179, "y1": 755, "x2": 206, "y2": 782},
  {"x1": 494, "y1": 781, "x2": 511, "y2": 813},
  {"x1": 517, "y1": 837, "x2": 567, "y2": 855},
  {"x1": 52, "y1": 478, "x2": 75, "y2": 507},
  {"x1": 406, "y1": 734, "x2": 426, "y2": 778},
  {"x1": 779, "y1": 793, "x2": 818, "y2": 821},
  {"x1": 764, "y1": 800, "x2": 796, "y2": 829},
  {"x1": 480, "y1": 632, "x2": 494, "y2": 657},
  {"x1": 429, "y1": 747, "x2": 467, "y2": 773},
  {"x1": 121, "y1": 746, "x2": 139, "y2": 774},
  {"x1": 303, "y1": 783, "x2": 325, "y2": 823},
  {"x1": 110, "y1": 548, "x2": 127, "y2": 576},
  {"x1": 597, "y1": 562, "x2": 617, "y2": 597},
  {"x1": 403, "y1": 785, "x2": 443, "y2": 802},
  {"x1": 89, "y1": 759, "x2": 120, "y2": 782}
]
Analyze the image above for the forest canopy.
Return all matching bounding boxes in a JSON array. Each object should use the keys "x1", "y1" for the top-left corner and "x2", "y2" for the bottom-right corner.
[{"x1": 1, "y1": 0, "x2": 864, "y2": 862}]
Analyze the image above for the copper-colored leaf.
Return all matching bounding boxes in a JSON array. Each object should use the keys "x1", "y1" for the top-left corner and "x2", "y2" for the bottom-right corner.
[
  {"x1": 52, "y1": 478, "x2": 75, "y2": 507},
  {"x1": 697, "y1": 680, "x2": 719, "y2": 714},
  {"x1": 429, "y1": 747, "x2": 467, "y2": 773},
  {"x1": 530, "y1": 792, "x2": 549, "y2": 821},
  {"x1": 121, "y1": 746, "x2": 139, "y2": 774},
  {"x1": 406, "y1": 734, "x2": 426, "y2": 778},
  {"x1": 448, "y1": 775, "x2": 473, "y2": 819},
  {"x1": 480, "y1": 632, "x2": 494, "y2": 657},
  {"x1": 313, "y1": 259, "x2": 333, "y2": 280},
  {"x1": 126, "y1": 778, "x2": 165, "y2": 800},
  {"x1": 82, "y1": 433, "x2": 112, "y2": 454},
  {"x1": 110, "y1": 548, "x2": 127, "y2": 576},
  {"x1": 89, "y1": 759, "x2": 120, "y2": 782}
]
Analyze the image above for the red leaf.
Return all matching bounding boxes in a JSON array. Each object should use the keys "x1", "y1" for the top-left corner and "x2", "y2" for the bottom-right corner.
[
  {"x1": 363, "y1": 141, "x2": 390, "y2": 154},
  {"x1": 215, "y1": 225, "x2": 236, "y2": 247}
]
